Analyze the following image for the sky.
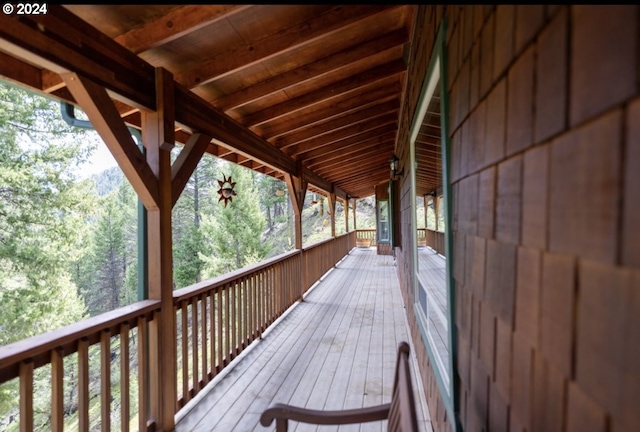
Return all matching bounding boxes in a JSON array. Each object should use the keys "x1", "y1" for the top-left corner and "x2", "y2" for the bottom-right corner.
[{"x1": 76, "y1": 132, "x2": 118, "y2": 178}]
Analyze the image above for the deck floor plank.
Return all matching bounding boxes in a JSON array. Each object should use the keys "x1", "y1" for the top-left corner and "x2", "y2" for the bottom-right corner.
[{"x1": 174, "y1": 248, "x2": 433, "y2": 432}]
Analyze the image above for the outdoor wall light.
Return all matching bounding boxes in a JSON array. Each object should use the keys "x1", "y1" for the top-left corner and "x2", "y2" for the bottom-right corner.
[{"x1": 389, "y1": 154, "x2": 404, "y2": 179}]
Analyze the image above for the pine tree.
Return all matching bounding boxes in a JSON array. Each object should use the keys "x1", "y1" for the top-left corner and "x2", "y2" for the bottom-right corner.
[
  {"x1": 0, "y1": 81, "x2": 93, "y2": 426},
  {"x1": 201, "y1": 162, "x2": 267, "y2": 276},
  {"x1": 172, "y1": 153, "x2": 218, "y2": 288}
]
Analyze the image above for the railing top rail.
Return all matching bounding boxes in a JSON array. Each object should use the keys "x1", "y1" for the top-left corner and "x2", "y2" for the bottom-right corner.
[
  {"x1": 176, "y1": 233, "x2": 355, "y2": 302},
  {"x1": 0, "y1": 299, "x2": 160, "y2": 383},
  {"x1": 301, "y1": 231, "x2": 352, "y2": 251},
  {"x1": 173, "y1": 249, "x2": 302, "y2": 302},
  {"x1": 425, "y1": 228, "x2": 445, "y2": 234}
]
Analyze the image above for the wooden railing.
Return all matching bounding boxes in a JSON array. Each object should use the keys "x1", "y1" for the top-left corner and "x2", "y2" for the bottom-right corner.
[
  {"x1": 0, "y1": 300, "x2": 160, "y2": 432},
  {"x1": 172, "y1": 231, "x2": 357, "y2": 412},
  {"x1": 355, "y1": 228, "x2": 376, "y2": 246},
  {"x1": 422, "y1": 228, "x2": 445, "y2": 256},
  {"x1": 172, "y1": 250, "x2": 303, "y2": 409},
  {"x1": 0, "y1": 232, "x2": 360, "y2": 430}
]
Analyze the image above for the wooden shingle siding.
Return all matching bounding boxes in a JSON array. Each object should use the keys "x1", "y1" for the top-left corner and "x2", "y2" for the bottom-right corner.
[{"x1": 397, "y1": 4, "x2": 640, "y2": 432}]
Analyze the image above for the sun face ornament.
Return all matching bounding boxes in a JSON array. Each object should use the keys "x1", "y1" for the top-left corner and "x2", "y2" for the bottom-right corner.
[{"x1": 217, "y1": 174, "x2": 237, "y2": 207}]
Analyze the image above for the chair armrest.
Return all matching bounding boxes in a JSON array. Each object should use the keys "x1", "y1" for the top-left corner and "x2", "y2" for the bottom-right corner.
[{"x1": 260, "y1": 402, "x2": 391, "y2": 429}]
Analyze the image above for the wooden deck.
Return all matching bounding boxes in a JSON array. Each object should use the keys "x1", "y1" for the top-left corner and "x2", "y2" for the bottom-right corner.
[{"x1": 174, "y1": 247, "x2": 433, "y2": 432}]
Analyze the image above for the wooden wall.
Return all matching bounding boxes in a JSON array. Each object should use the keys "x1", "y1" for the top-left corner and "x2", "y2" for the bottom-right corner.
[{"x1": 396, "y1": 5, "x2": 640, "y2": 432}]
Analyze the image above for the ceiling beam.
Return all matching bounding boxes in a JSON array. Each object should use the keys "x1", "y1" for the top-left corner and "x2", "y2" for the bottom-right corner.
[
  {"x1": 285, "y1": 113, "x2": 397, "y2": 156},
  {"x1": 316, "y1": 155, "x2": 389, "y2": 179},
  {"x1": 0, "y1": 6, "x2": 342, "y2": 194},
  {"x1": 0, "y1": 7, "x2": 156, "y2": 110},
  {"x1": 260, "y1": 81, "x2": 401, "y2": 140},
  {"x1": 274, "y1": 98, "x2": 399, "y2": 149},
  {"x1": 242, "y1": 59, "x2": 405, "y2": 127},
  {"x1": 295, "y1": 125, "x2": 397, "y2": 161},
  {"x1": 306, "y1": 142, "x2": 394, "y2": 173},
  {"x1": 116, "y1": 5, "x2": 250, "y2": 54},
  {"x1": 174, "y1": 5, "x2": 400, "y2": 88},
  {"x1": 212, "y1": 28, "x2": 408, "y2": 110},
  {"x1": 304, "y1": 134, "x2": 395, "y2": 167}
]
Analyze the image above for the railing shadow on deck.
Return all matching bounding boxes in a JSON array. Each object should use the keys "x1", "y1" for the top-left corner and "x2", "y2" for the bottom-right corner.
[{"x1": 0, "y1": 230, "x2": 361, "y2": 431}]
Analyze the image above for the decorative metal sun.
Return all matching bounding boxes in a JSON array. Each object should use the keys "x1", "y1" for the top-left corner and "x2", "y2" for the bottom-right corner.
[{"x1": 217, "y1": 174, "x2": 237, "y2": 207}]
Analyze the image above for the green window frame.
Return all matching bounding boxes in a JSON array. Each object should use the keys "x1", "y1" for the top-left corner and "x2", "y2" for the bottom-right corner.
[
  {"x1": 408, "y1": 19, "x2": 458, "y2": 429},
  {"x1": 377, "y1": 199, "x2": 390, "y2": 243}
]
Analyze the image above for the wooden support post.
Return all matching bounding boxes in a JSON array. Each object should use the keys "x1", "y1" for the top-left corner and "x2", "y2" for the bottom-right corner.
[
  {"x1": 144, "y1": 67, "x2": 177, "y2": 431},
  {"x1": 424, "y1": 194, "x2": 428, "y2": 229},
  {"x1": 285, "y1": 173, "x2": 308, "y2": 250},
  {"x1": 353, "y1": 199, "x2": 358, "y2": 231},
  {"x1": 434, "y1": 195, "x2": 440, "y2": 232},
  {"x1": 345, "y1": 197, "x2": 350, "y2": 232},
  {"x1": 329, "y1": 193, "x2": 336, "y2": 237},
  {"x1": 285, "y1": 172, "x2": 307, "y2": 300}
]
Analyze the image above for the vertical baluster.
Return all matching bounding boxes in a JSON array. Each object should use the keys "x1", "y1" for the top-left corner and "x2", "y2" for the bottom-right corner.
[
  {"x1": 235, "y1": 282, "x2": 239, "y2": 354},
  {"x1": 272, "y1": 268, "x2": 277, "y2": 321},
  {"x1": 181, "y1": 301, "x2": 189, "y2": 403},
  {"x1": 137, "y1": 316, "x2": 148, "y2": 432},
  {"x1": 101, "y1": 330, "x2": 111, "y2": 432},
  {"x1": 224, "y1": 284, "x2": 231, "y2": 365},
  {"x1": 282, "y1": 259, "x2": 287, "y2": 308},
  {"x1": 255, "y1": 274, "x2": 261, "y2": 337},
  {"x1": 253, "y1": 275, "x2": 260, "y2": 339},
  {"x1": 245, "y1": 277, "x2": 250, "y2": 346},
  {"x1": 240, "y1": 277, "x2": 246, "y2": 348},
  {"x1": 264, "y1": 272, "x2": 269, "y2": 328},
  {"x1": 236, "y1": 281, "x2": 242, "y2": 353},
  {"x1": 245, "y1": 277, "x2": 250, "y2": 343},
  {"x1": 247, "y1": 275, "x2": 256, "y2": 342},
  {"x1": 19, "y1": 360, "x2": 33, "y2": 432},
  {"x1": 51, "y1": 347, "x2": 64, "y2": 431},
  {"x1": 235, "y1": 278, "x2": 244, "y2": 355},
  {"x1": 266, "y1": 269, "x2": 271, "y2": 318},
  {"x1": 78, "y1": 338, "x2": 90, "y2": 432},
  {"x1": 209, "y1": 291, "x2": 216, "y2": 378},
  {"x1": 120, "y1": 323, "x2": 130, "y2": 432},
  {"x1": 191, "y1": 297, "x2": 199, "y2": 394},
  {"x1": 217, "y1": 289, "x2": 223, "y2": 370},
  {"x1": 201, "y1": 293, "x2": 208, "y2": 386},
  {"x1": 235, "y1": 279, "x2": 241, "y2": 351},
  {"x1": 256, "y1": 273, "x2": 269, "y2": 332}
]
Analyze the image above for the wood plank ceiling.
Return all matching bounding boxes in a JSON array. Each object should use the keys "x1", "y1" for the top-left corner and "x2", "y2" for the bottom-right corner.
[{"x1": 1, "y1": 5, "x2": 419, "y2": 199}]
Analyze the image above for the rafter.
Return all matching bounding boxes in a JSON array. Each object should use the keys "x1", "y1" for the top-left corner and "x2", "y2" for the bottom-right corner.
[
  {"x1": 259, "y1": 81, "x2": 401, "y2": 140},
  {"x1": 174, "y1": 5, "x2": 399, "y2": 88},
  {"x1": 212, "y1": 28, "x2": 408, "y2": 110},
  {"x1": 306, "y1": 142, "x2": 394, "y2": 172},
  {"x1": 116, "y1": 5, "x2": 250, "y2": 54},
  {"x1": 285, "y1": 113, "x2": 397, "y2": 156},
  {"x1": 242, "y1": 59, "x2": 405, "y2": 127},
  {"x1": 295, "y1": 125, "x2": 397, "y2": 161},
  {"x1": 274, "y1": 98, "x2": 399, "y2": 149}
]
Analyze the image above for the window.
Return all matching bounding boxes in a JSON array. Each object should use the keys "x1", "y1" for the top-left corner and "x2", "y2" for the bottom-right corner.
[
  {"x1": 377, "y1": 199, "x2": 390, "y2": 242},
  {"x1": 409, "y1": 20, "x2": 456, "y2": 423}
]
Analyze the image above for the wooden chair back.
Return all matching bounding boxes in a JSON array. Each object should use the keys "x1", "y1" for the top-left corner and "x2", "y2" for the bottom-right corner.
[{"x1": 260, "y1": 341, "x2": 419, "y2": 431}]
